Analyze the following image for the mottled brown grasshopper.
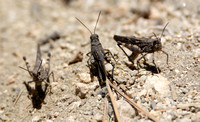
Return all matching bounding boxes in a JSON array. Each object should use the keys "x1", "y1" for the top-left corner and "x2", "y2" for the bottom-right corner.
[
  {"x1": 113, "y1": 23, "x2": 169, "y2": 73},
  {"x1": 76, "y1": 11, "x2": 115, "y2": 87},
  {"x1": 19, "y1": 43, "x2": 54, "y2": 109}
]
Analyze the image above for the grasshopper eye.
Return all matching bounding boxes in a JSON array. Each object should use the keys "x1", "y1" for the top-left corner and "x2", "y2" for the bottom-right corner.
[{"x1": 153, "y1": 41, "x2": 157, "y2": 45}]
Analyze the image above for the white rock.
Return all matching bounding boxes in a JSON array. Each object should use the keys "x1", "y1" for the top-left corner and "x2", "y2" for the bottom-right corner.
[
  {"x1": 54, "y1": 112, "x2": 59, "y2": 118},
  {"x1": 174, "y1": 69, "x2": 180, "y2": 75},
  {"x1": 65, "y1": 116, "x2": 75, "y2": 122},
  {"x1": 46, "y1": 119, "x2": 53, "y2": 122},
  {"x1": 93, "y1": 112, "x2": 103, "y2": 121},
  {"x1": 75, "y1": 83, "x2": 89, "y2": 98},
  {"x1": 0, "y1": 110, "x2": 4, "y2": 114},
  {"x1": 193, "y1": 48, "x2": 200, "y2": 61},
  {"x1": 105, "y1": 63, "x2": 113, "y2": 72},
  {"x1": 77, "y1": 73, "x2": 91, "y2": 83},
  {"x1": 75, "y1": 82, "x2": 98, "y2": 98},
  {"x1": 176, "y1": 43, "x2": 182, "y2": 50},
  {"x1": 137, "y1": 89, "x2": 147, "y2": 97},
  {"x1": 116, "y1": 99, "x2": 136, "y2": 120},
  {"x1": 144, "y1": 74, "x2": 170, "y2": 98},
  {"x1": 32, "y1": 116, "x2": 41, "y2": 122}
]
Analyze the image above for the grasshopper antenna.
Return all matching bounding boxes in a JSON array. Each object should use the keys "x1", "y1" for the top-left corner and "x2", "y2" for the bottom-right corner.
[
  {"x1": 160, "y1": 22, "x2": 169, "y2": 39},
  {"x1": 19, "y1": 66, "x2": 29, "y2": 72},
  {"x1": 153, "y1": 32, "x2": 159, "y2": 41},
  {"x1": 75, "y1": 17, "x2": 92, "y2": 35},
  {"x1": 94, "y1": 11, "x2": 101, "y2": 34}
]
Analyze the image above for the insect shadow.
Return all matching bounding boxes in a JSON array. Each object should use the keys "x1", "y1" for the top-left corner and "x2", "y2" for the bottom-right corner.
[
  {"x1": 76, "y1": 11, "x2": 116, "y2": 87},
  {"x1": 113, "y1": 23, "x2": 169, "y2": 73},
  {"x1": 19, "y1": 44, "x2": 54, "y2": 109}
]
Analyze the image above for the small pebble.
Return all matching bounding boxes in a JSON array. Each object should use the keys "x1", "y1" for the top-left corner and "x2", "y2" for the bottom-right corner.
[
  {"x1": 93, "y1": 112, "x2": 103, "y2": 121},
  {"x1": 150, "y1": 101, "x2": 157, "y2": 109},
  {"x1": 105, "y1": 63, "x2": 113, "y2": 72},
  {"x1": 116, "y1": 99, "x2": 136, "y2": 119},
  {"x1": 77, "y1": 73, "x2": 91, "y2": 83},
  {"x1": 32, "y1": 116, "x2": 41, "y2": 122}
]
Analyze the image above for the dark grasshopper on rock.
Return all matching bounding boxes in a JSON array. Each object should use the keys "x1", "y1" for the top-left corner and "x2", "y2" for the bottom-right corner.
[
  {"x1": 113, "y1": 23, "x2": 169, "y2": 73},
  {"x1": 19, "y1": 43, "x2": 54, "y2": 109},
  {"x1": 76, "y1": 11, "x2": 115, "y2": 87}
]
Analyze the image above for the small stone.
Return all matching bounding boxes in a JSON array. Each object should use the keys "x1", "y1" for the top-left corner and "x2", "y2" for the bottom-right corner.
[
  {"x1": 60, "y1": 75, "x2": 65, "y2": 80},
  {"x1": 116, "y1": 99, "x2": 136, "y2": 119},
  {"x1": 63, "y1": 64, "x2": 69, "y2": 69},
  {"x1": 149, "y1": 7, "x2": 162, "y2": 19},
  {"x1": 105, "y1": 63, "x2": 113, "y2": 72},
  {"x1": 77, "y1": 73, "x2": 91, "y2": 84},
  {"x1": 175, "y1": 69, "x2": 179, "y2": 75},
  {"x1": 32, "y1": 116, "x2": 41, "y2": 122},
  {"x1": 0, "y1": 110, "x2": 4, "y2": 114},
  {"x1": 114, "y1": 69, "x2": 120, "y2": 75},
  {"x1": 93, "y1": 112, "x2": 103, "y2": 121},
  {"x1": 61, "y1": 85, "x2": 67, "y2": 91},
  {"x1": 137, "y1": 89, "x2": 147, "y2": 97},
  {"x1": 150, "y1": 110, "x2": 160, "y2": 117},
  {"x1": 60, "y1": 43, "x2": 76, "y2": 50},
  {"x1": 65, "y1": 116, "x2": 75, "y2": 122},
  {"x1": 75, "y1": 81, "x2": 98, "y2": 99},
  {"x1": 150, "y1": 101, "x2": 157, "y2": 109},
  {"x1": 176, "y1": 43, "x2": 182, "y2": 50},
  {"x1": 46, "y1": 119, "x2": 53, "y2": 122},
  {"x1": 193, "y1": 48, "x2": 200, "y2": 61},
  {"x1": 126, "y1": 89, "x2": 135, "y2": 98},
  {"x1": 75, "y1": 83, "x2": 89, "y2": 98},
  {"x1": 137, "y1": 75, "x2": 147, "y2": 83},
  {"x1": 54, "y1": 112, "x2": 59, "y2": 118},
  {"x1": 144, "y1": 74, "x2": 170, "y2": 98}
]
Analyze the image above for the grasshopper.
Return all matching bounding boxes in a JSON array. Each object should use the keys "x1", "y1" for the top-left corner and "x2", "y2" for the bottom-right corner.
[
  {"x1": 113, "y1": 23, "x2": 169, "y2": 73},
  {"x1": 19, "y1": 43, "x2": 54, "y2": 108},
  {"x1": 76, "y1": 11, "x2": 115, "y2": 87}
]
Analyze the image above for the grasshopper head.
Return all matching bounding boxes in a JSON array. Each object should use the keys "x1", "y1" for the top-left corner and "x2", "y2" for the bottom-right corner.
[
  {"x1": 153, "y1": 22, "x2": 169, "y2": 51},
  {"x1": 90, "y1": 34, "x2": 99, "y2": 43},
  {"x1": 153, "y1": 39, "x2": 162, "y2": 51}
]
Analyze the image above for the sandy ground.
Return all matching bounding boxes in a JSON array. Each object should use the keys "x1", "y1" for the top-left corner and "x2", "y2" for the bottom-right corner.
[{"x1": 0, "y1": 0, "x2": 200, "y2": 121}]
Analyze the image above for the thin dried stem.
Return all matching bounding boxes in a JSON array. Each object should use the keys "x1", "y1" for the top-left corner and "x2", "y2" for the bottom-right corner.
[
  {"x1": 105, "y1": 79, "x2": 121, "y2": 122},
  {"x1": 14, "y1": 88, "x2": 25, "y2": 105},
  {"x1": 108, "y1": 81, "x2": 159, "y2": 122},
  {"x1": 103, "y1": 97, "x2": 108, "y2": 122}
]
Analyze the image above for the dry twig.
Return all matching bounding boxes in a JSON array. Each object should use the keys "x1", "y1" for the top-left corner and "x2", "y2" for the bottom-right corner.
[
  {"x1": 108, "y1": 81, "x2": 159, "y2": 122},
  {"x1": 103, "y1": 97, "x2": 108, "y2": 122},
  {"x1": 106, "y1": 79, "x2": 121, "y2": 122}
]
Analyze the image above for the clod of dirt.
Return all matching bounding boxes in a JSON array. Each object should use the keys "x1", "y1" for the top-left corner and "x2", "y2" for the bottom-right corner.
[
  {"x1": 68, "y1": 51, "x2": 83, "y2": 65},
  {"x1": 39, "y1": 31, "x2": 61, "y2": 45},
  {"x1": 130, "y1": 7, "x2": 150, "y2": 19}
]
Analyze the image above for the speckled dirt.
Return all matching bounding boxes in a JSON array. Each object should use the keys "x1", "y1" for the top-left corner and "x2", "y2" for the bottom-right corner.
[{"x1": 0, "y1": 0, "x2": 200, "y2": 121}]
